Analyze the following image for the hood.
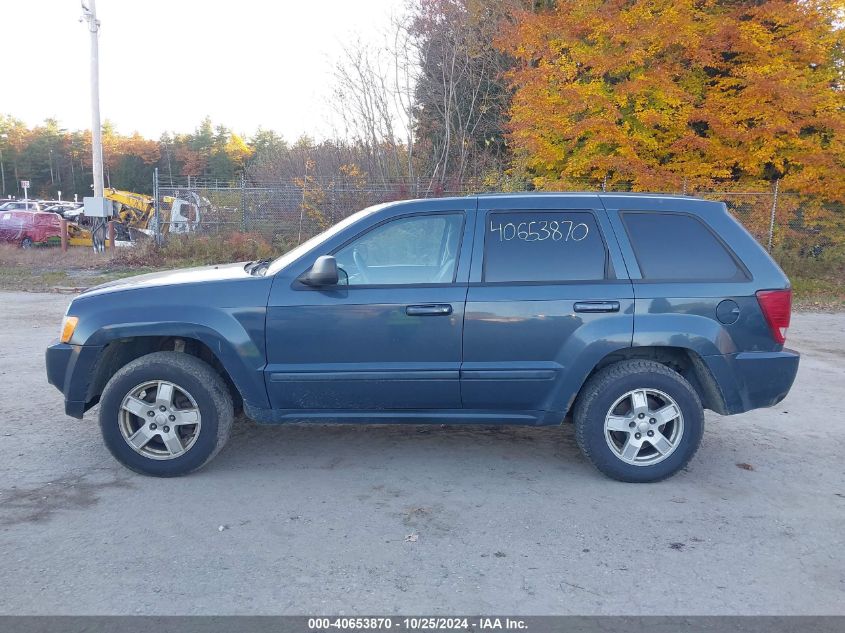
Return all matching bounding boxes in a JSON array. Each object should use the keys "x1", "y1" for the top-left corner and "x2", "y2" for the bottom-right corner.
[{"x1": 80, "y1": 261, "x2": 254, "y2": 297}]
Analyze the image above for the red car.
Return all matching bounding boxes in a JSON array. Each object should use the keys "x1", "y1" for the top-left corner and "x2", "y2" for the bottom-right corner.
[{"x1": 0, "y1": 210, "x2": 62, "y2": 248}]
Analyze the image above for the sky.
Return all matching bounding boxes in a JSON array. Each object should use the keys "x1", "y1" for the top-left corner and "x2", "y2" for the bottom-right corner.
[{"x1": 0, "y1": 0, "x2": 403, "y2": 141}]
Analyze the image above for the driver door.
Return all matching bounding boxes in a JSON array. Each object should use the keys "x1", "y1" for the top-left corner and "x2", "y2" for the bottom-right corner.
[{"x1": 264, "y1": 207, "x2": 473, "y2": 411}]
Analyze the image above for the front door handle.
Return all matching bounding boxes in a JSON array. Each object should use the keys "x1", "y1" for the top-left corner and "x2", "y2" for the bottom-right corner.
[
  {"x1": 406, "y1": 304, "x2": 453, "y2": 316},
  {"x1": 573, "y1": 301, "x2": 620, "y2": 313}
]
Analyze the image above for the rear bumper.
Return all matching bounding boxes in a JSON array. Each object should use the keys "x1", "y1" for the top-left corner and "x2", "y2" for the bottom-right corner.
[
  {"x1": 704, "y1": 348, "x2": 800, "y2": 415},
  {"x1": 45, "y1": 340, "x2": 104, "y2": 418}
]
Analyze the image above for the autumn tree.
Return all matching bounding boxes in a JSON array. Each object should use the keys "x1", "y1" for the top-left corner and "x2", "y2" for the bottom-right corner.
[
  {"x1": 1, "y1": 115, "x2": 84, "y2": 199},
  {"x1": 411, "y1": 0, "x2": 517, "y2": 188},
  {"x1": 330, "y1": 0, "x2": 537, "y2": 192},
  {"x1": 0, "y1": 115, "x2": 256, "y2": 198},
  {"x1": 101, "y1": 121, "x2": 160, "y2": 192},
  {"x1": 249, "y1": 128, "x2": 287, "y2": 159},
  {"x1": 497, "y1": 0, "x2": 845, "y2": 196},
  {"x1": 161, "y1": 117, "x2": 255, "y2": 183},
  {"x1": 333, "y1": 23, "x2": 420, "y2": 188}
]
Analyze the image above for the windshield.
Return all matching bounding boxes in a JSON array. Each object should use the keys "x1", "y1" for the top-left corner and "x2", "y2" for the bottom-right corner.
[{"x1": 264, "y1": 203, "x2": 389, "y2": 276}]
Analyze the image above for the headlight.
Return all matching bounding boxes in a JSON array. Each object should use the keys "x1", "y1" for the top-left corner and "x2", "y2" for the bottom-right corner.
[{"x1": 60, "y1": 316, "x2": 79, "y2": 343}]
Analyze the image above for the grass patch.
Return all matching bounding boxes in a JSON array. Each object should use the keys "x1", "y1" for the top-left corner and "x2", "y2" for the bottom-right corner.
[
  {"x1": 0, "y1": 233, "x2": 279, "y2": 292},
  {"x1": 789, "y1": 276, "x2": 845, "y2": 310},
  {"x1": 0, "y1": 244, "x2": 164, "y2": 292},
  {"x1": 0, "y1": 266, "x2": 70, "y2": 291},
  {"x1": 775, "y1": 246, "x2": 845, "y2": 311},
  {"x1": 112, "y1": 232, "x2": 278, "y2": 269},
  {"x1": 0, "y1": 243, "x2": 107, "y2": 270},
  {"x1": 0, "y1": 264, "x2": 154, "y2": 292}
]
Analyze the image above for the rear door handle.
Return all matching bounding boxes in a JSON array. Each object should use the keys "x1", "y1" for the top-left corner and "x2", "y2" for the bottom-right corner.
[
  {"x1": 406, "y1": 304, "x2": 453, "y2": 316},
  {"x1": 573, "y1": 301, "x2": 620, "y2": 313}
]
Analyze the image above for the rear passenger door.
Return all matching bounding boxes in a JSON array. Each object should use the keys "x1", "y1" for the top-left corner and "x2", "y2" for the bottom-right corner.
[{"x1": 461, "y1": 196, "x2": 634, "y2": 414}]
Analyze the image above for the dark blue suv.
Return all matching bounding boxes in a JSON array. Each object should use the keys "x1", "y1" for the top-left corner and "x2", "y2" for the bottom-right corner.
[{"x1": 45, "y1": 193, "x2": 799, "y2": 481}]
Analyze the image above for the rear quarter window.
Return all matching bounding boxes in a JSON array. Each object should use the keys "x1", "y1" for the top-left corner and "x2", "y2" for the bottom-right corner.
[
  {"x1": 622, "y1": 212, "x2": 746, "y2": 281},
  {"x1": 483, "y1": 211, "x2": 607, "y2": 283}
]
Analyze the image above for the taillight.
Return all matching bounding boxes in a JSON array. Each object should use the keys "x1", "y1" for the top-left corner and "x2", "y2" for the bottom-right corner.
[{"x1": 756, "y1": 289, "x2": 791, "y2": 345}]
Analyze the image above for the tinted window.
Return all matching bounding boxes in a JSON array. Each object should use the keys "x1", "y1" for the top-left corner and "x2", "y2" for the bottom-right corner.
[
  {"x1": 623, "y1": 212, "x2": 743, "y2": 281},
  {"x1": 335, "y1": 213, "x2": 463, "y2": 285},
  {"x1": 483, "y1": 211, "x2": 606, "y2": 283}
]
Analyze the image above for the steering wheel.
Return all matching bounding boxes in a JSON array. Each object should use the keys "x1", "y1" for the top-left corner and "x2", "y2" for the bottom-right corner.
[
  {"x1": 433, "y1": 234, "x2": 455, "y2": 282},
  {"x1": 352, "y1": 247, "x2": 371, "y2": 284},
  {"x1": 434, "y1": 257, "x2": 455, "y2": 283}
]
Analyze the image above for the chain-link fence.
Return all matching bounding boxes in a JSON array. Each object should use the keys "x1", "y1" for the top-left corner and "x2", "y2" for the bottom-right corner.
[
  {"x1": 153, "y1": 174, "x2": 478, "y2": 249},
  {"x1": 153, "y1": 172, "x2": 843, "y2": 257},
  {"x1": 701, "y1": 190, "x2": 843, "y2": 257}
]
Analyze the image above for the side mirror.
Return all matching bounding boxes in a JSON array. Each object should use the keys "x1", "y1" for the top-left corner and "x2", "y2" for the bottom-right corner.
[{"x1": 302, "y1": 255, "x2": 339, "y2": 286}]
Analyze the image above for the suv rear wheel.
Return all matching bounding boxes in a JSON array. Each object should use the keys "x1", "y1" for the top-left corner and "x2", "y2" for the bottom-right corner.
[
  {"x1": 574, "y1": 360, "x2": 704, "y2": 482},
  {"x1": 99, "y1": 351, "x2": 233, "y2": 476}
]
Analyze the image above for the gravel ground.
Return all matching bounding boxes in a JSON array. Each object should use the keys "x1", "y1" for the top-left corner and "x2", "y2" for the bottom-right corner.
[{"x1": 0, "y1": 291, "x2": 843, "y2": 615}]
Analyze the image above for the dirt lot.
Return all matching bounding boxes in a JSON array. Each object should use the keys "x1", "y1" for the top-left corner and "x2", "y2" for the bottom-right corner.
[{"x1": 0, "y1": 291, "x2": 843, "y2": 615}]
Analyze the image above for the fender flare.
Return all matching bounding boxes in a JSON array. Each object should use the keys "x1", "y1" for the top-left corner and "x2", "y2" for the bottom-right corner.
[{"x1": 84, "y1": 317, "x2": 269, "y2": 410}]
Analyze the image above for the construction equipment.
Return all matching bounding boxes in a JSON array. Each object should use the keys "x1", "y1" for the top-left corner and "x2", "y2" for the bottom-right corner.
[
  {"x1": 106, "y1": 188, "x2": 205, "y2": 240},
  {"x1": 67, "y1": 188, "x2": 207, "y2": 248}
]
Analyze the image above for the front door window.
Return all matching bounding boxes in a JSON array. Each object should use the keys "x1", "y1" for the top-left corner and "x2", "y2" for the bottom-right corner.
[{"x1": 334, "y1": 214, "x2": 463, "y2": 286}]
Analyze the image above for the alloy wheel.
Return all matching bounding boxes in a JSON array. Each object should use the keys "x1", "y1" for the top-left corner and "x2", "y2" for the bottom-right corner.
[
  {"x1": 118, "y1": 380, "x2": 202, "y2": 460},
  {"x1": 604, "y1": 388, "x2": 685, "y2": 466}
]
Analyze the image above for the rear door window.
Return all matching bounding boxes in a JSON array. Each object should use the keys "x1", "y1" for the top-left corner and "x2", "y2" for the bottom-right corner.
[
  {"x1": 622, "y1": 212, "x2": 745, "y2": 281},
  {"x1": 483, "y1": 211, "x2": 607, "y2": 283}
]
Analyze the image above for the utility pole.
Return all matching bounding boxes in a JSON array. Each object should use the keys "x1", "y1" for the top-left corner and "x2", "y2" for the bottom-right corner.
[
  {"x1": 81, "y1": 0, "x2": 104, "y2": 200},
  {"x1": 767, "y1": 178, "x2": 780, "y2": 253},
  {"x1": 0, "y1": 133, "x2": 7, "y2": 197},
  {"x1": 81, "y1": 0, "x2": 110, "y2": 252}
]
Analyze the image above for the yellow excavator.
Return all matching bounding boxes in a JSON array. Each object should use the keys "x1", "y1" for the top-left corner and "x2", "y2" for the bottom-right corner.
[{"x1": 67, "y1": 188, "x2": 205, "y2": 247}]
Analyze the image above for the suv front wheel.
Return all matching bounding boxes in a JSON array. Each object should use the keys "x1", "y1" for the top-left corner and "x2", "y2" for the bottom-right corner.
[
  {"x1": 99, "y1": 351, "x2": 234, "y2": 476},
  {"x1": 574, "y1": 360, "x2": 704, "y2": 482}
]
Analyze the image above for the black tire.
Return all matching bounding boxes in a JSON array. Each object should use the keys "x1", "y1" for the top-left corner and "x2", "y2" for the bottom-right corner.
[
  {"x1": 20, "y1": 237, "x2": 33, "y2": 249},
  {"x1": 574, "y1": 360, "x2": 704, "y2": 483},
  {"x1": 99, "y1": 352, "x2": 234, "y2": 477}
]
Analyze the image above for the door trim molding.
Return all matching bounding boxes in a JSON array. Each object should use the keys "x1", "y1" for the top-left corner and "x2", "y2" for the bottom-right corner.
[
  {"x1": 269, "y1": 370, "x2": 459, "y2": 382},
  {"x1": 460, "y1": 369, "x2": 557, "y2": 381}
]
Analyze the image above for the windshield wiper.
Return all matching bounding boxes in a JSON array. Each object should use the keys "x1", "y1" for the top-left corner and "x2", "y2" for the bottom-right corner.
[{"x1": 245, "y1": 258, "x2": 272, "y2": 275}]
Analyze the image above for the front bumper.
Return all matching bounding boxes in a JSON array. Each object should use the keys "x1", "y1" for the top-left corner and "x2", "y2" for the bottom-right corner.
[
  {"x1": 45, "y1": 340, "x2": 104, "y2": 418},
  {"x1": 704, "y1": 348, "x2": 800, "y2": 415}
]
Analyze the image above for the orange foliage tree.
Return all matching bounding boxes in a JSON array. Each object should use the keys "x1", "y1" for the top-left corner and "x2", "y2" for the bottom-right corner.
[{"x1": 496, "y1": 0, "x2": 845, "y2": 197}]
